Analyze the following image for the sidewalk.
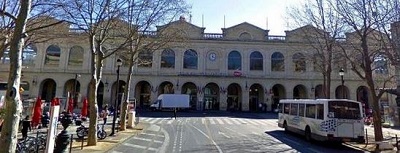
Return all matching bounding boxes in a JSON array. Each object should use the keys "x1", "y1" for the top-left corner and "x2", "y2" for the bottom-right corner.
[
  {"x1": 346, "y1": 125, "x2": 400, "y2": 152},
  {"x1": 71, "y1": 122, "x2": 149, "y2": 153}
]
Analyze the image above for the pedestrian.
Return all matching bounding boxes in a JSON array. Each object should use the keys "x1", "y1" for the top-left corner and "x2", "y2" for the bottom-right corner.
[
  {"x1": 101, "y1": 105, "x2": 109, "y2": 125},
  {"x1": 173, "y1": 108, "x2": 177, "y2": 119},
  {"x1": 21, "y1": 115, "x2": 32, "y2": 140},
  {"x1": 41, "y1": 112, "x2": 50, "y2": 128}
]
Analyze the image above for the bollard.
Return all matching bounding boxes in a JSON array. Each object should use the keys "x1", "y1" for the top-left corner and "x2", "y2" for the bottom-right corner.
[
  {"x1": 69, "y1": 134, "x2": 73, "y2": 153},
  {"x1": 396, "y1": 135, "x2": 399, "y2": 150},
  {"x1": 81, "y1": 136, "x2": 84, "y2": 150},
  {"x1": 54, "y1": 112, "x2": 73, "y2": 153},
  {"x1": 36, "y1": 131, "x2": 39, "y2": 153},
  {"x1": 365, "y1": 129, "x2": 368, "y2": 146}
]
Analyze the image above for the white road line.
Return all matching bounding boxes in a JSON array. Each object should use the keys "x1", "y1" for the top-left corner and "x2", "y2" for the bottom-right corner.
[
  {"x1": 216, "y1": 118, "x2": 224, "y2": 124},
  {"x1": 167, "y1": 119, "x2": 174, "y2": 124},
  {"x1": 245, "y1": 119, "x2": 260, "y2": 125},
  {"x1": 189, "y1": 124, "x2": 223, "y2": 153},
  {"x1": 230, "y1": 118, "x2": 241, "y2": 124},
  {"x1": 132, "y1": 137, "x2": 163, "y2": 143},
  {"x1": 202, "y1": 118, "x2": 206, "y2": 124},
  {"x1": 209, "y1": 118, "x2": 216, "y2": 124},
  {"x1": 141, "y1": 132, "x2": 165, "y2": 138},
  {"x1": 123, "y1": 143, "x2": 159, "y2": 151},
  {"x1": 158, "y1": 127, "x2": 169, "y2": 153},
  {"x1": 110, "y1": 151, "x2": 123, "y2": 153},
  {"x1": 234, "y1": 118, "x2": 246, "y2": 124},
  {"x1": 252, "y1": 119, "x2": 265, "y2": 125},
  {"x1": 224, "y1": 118, "x2": 233, "y2": 124}
]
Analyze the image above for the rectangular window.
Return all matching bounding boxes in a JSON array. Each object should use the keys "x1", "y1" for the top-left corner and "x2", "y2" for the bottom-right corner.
[
  {"x1": 328, "y1": 101, "x2": 361, "y2": 119},
  {"x1": 299, "y1": 104, "x2": 305, "y2": 117},
  {"x1": 316, "y1": 104, "x2": 324, "y2": 120},
  {"x1": 284, "y1": 103, "x2": 290, "y2": 114},
  {"x1": 290, "y1": 103, "x2": 298, "y2": 116},
  {"x1": 306, "y1": 104, "x2": 316, "y2": 118}
]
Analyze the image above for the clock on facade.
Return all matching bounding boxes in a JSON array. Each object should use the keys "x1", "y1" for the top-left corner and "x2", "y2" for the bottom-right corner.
[{"x1": 209, "y1": 53, "x2": 216, "y2": 61}]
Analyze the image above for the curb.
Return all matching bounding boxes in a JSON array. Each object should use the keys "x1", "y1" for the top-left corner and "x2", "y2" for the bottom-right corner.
[{"x1": 104, "y1": 122, "x2": 150, "y2": 152}]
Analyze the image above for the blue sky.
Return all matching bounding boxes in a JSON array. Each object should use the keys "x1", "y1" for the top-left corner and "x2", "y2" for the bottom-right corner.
[{"x1": 186, "y1": 0, "x2": 301, "y2": 35}]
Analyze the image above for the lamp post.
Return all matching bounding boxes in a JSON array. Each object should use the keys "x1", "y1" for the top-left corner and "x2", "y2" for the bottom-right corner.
[
  {"x1": 339, "y1": 68, "x2": 345, "y2": 99},
  {"x1": 110, "y1": 59, "x2": 122, "y2": 136},
  {"x1": 70, "y1": 74, "x2": 81, "y2": 110}
]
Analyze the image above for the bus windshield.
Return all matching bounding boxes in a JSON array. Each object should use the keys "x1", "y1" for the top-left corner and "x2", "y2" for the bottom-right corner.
[{"x1": 328, "y1": 101, "x2": 361, "y2": 119}]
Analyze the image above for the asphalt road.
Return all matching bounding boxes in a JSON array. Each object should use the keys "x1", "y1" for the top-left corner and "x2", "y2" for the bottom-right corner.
[{"x1": 109, "y1": 111, "x2": 366, "y2": 153}]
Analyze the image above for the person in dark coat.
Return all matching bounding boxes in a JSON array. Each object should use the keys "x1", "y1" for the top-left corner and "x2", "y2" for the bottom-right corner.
[
  {"x1": 41, "y1": 112, "x2": 50, "y2": 128},
  {"x1": 173, "y1": 108, "x2": 177, "y2": 119},
  {"x1": 21, "y1": 115, "x2": 32, "y2": 139}
]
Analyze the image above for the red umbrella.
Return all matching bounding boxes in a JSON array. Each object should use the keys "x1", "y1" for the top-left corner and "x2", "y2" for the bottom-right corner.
[
  {"x1": 81, "y1": 98, "x2": 88, "y2": 117},
  {"x1": 31, "y1": 97, "x2": 42, "y2": 128},
  {"x1": 68, "y1": 97, "x2": 74, "y2": 113}
]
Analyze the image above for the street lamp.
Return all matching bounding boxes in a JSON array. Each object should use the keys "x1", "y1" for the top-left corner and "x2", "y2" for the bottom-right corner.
[
  {"x1": 339, "y1": 68, "x2": 345, "y2": 99},
  {"x1": 72, "y1": 74, "x2": 81, "y2": 109},
  {"x1": 110, "y1": 58, "x2": 122, "y2": 136}
]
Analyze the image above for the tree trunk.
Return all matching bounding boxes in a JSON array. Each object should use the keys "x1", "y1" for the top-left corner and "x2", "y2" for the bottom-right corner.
[
  {"x1": 119, "y1": 47, "x2": 135, "y2": 131},
  {"x1": 87, "y1": 37, "x2": 103, "y2": 146},
  {"x1": 0, "y1": 0, "x2": 31, "y2": 152}
]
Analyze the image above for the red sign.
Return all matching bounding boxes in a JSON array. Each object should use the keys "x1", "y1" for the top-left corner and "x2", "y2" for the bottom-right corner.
[{"x1": 233, "y1": 70, "x2": 242, "y2": 76}]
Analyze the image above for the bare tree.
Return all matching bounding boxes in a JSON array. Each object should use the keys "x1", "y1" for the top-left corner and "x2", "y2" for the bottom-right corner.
[
  {"x1": 0, "y1": 0, "x2": 31, "y2": 152},
  {"x1": 0, "y1": 0, "x2": 65, "y2": 151},
  {"x1": 287, "y1": 0, "x2": 346, "y2": 99},
  {"x1": 117, "y1": 0, "x2": 189, "y2": 131},
  {"x1": 333, "y1": 0, "x2": 399, "y2": 143}
]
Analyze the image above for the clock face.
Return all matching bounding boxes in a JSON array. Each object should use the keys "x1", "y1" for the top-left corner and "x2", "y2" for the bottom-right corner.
[{"x1": 209, "y1": 53, "x2": 216, "y2": 61}]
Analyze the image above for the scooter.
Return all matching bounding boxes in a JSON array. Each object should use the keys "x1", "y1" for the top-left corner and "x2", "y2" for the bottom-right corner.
[{"x1": 76, "y1": 124, "x2": 107, "y2": 140}]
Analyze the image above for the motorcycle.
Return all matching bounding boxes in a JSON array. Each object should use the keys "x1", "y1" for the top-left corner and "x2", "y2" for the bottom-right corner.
[{"x1": 76, "y1": 124, "x2": 107, "y2": 140}]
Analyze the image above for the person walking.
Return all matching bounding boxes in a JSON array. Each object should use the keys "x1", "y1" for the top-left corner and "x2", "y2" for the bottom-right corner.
[
  {"x1": 21, "y1": 115, "x2": 32, "y2": 139},
  {"x1": 173, "y1": 108, "x2": 177, "y2": 119},
  {"x1": 101, "y1": 105, "x2": 109, "y2": 125}
]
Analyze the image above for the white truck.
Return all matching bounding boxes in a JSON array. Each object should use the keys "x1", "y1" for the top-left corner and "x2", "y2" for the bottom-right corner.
[{"x1": 150, "y1": 94, "x2": 190, "y2": 111}]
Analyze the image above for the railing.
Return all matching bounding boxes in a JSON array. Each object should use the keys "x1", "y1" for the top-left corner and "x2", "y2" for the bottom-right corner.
[{"x1": 204, "y1": 33, "x2": 223, "y2": 39}]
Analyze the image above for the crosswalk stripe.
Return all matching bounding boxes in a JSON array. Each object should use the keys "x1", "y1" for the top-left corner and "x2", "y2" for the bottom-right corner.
[
  {"x1": 231, "y1": 118, "x2": 241, "y2": 124},
  {"x1": 148, "y1": 118, "x2": 159, "y2": 124},
  {"x1": 167, "y1": 119, "x2": 174, "y2": 124},
  {"x1": 224, "y1": 118, "x2": 233, "y2": 124},
  {"x1": 202, "y1": 118, "x2": 206, "y2": 124},
  {"x1": 209, "y1": 118, "x2": 216, "y2": 124},
  {"x1": 216, "y1": 118, "x2": 224, "y2": 124}
]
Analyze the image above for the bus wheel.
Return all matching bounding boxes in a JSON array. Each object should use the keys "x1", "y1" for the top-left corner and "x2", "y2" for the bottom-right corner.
[
  {"x1": 305, "y1": 127, "x2": 312, "y2": 141},
  {"x1": 283, "y1": 121, "x2": 288, "y2": 133}
]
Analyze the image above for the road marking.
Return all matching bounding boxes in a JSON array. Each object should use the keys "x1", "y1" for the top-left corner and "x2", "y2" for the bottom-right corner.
[
  {"x1": 141, "y1": 132, "x2": 165, "y2": 138},
  {"x1": 209, "y1": 118, "x2": 216, "y2": 124},
  {"x1": 230, "y1": 118, "x2": 241, "y2": 124},
  {"x1": 218, "y1": 131, "x2": 231, "y2": 138},
  {"x1": 158, "y1": 128, "x2": 169, "y2": 153},
  {"x1": 167, "y1": 119, "x2": 174, "y2": 124},
  {"x1": 216, "y1": 118, "x2": 224, "y2": 124},
  {"x1": 123, "y1": 143, "x2": 158, "y2": 151},
  {"x1": 224, "y1": 118, "x2": 233, "y2": 124},
  {"x1": 202, "y1": 118, "x2": 206, "y2": 124},
  {"x1": 132, "y1": 137, "x2": 163, "y2": 143},
  {"x1": 246, "y1": 119, "x2": 260, "y2": 125},
  {"x1": 110, "y1": 151, "x2": 123, "y2": 153},
  {"x1": 189, "y1": 124, "x2": 223, "y2": 153}
]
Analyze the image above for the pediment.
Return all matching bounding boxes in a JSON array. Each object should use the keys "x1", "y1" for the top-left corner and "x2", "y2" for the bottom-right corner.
[
  {"x1": 222, "y1": 22, "x2": 268, "y2": 41},
  {"x1": 157, "y1": 18, "x2": 205, "y2": 39}
]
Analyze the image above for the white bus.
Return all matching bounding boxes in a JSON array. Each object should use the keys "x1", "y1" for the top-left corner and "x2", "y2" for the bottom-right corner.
[{"x1": 278, "y1": 99, "x2": 365, "y2": 143}]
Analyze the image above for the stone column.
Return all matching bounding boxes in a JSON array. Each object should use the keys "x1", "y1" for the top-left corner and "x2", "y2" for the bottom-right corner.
[
  {"x1": 220, "y1": 93, "x2": 227, "y2": 111},
  {"x1": 242, "y1": 90, "x2": 249, "y2": 111}
]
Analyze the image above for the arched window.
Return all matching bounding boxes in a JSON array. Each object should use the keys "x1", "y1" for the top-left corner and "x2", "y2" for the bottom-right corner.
[
  {"x1": 45, "y1": 45, "x2": 61, "y2": 65},
  {"x1": 239, "y1": 32, "x2": 252, "y2": 40},
  {"x1": 68, "y1": 46, "x2": 84, "y2": 66},
  {"x1": 183, "y1": 49, "x2": 198, "y2": 69},
  {"x1": 22, "y1": 44, "x2": 37, "y2": 65},
  {"x1": 271, "y1": 52, "x2": 284, "y2": 71},
  {"x1": 228, "y1": 51, "x2": 241, "y2": 70},
  {"x1": 250, "y1": 51, "x2": 263, "y2": 70},
  {"x1": 161, "y1": 49, "x2": 175, "y2": 68},
  {"x1": 374, "y1": 53, "x2": 388, "y2": 74},
  {"x1": 138, "y1": 50, "x2": 153, "y2": 68},
  {"x1": 293, "y1": 53, "x2": 306, "y2": 72}
]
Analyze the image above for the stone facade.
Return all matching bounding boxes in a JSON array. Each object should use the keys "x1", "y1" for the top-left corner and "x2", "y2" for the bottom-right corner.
[{"x1": 0, "y1": 19, "x2": 395, "y2": 115}]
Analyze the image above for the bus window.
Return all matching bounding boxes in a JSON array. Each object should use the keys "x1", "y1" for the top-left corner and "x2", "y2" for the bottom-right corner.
[
  {"x1": 290, "y1": 103, "x2": 298, "y2": 116},
  {"x1": 284, "y1": 103, "x2": 290, "y2": 114},
  {"x1": 306, "y1": 104, "x2": 316, "y2": 118},
  {"x1": 316, "y1": 104, "x2": 324, "y2": 119},
  {"x1": 299, "y1": 104, "x2": 305, "y2": 117},
  {"x1": 328, "y1": 101, "x2": 361, "y2": 119}
]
